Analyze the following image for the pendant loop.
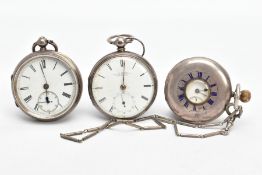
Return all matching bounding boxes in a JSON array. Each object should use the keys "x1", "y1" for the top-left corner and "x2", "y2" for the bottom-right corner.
[
  {"x1": 32, "y1": 36, "x2": 58, "y2": 52},
  {"x1": 107, "y1": 34, "x2": 145, "y2": 56}
]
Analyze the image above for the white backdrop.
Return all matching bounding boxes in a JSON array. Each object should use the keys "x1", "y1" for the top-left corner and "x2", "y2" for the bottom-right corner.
[{"x1": 0, "y1": 0, "x2": 261, "y2": 175}]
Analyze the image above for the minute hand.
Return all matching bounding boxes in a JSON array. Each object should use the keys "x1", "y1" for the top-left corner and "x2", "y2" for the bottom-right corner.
[
  {"x1": 122, "y1": 60, "x2": 126, "y2": 85},
  {"x1": 40, "y1": 63, "x2": 50, "y2": 103},
  {"x1": 40, "y1": 63, "x2": 48, "y2": 84}
]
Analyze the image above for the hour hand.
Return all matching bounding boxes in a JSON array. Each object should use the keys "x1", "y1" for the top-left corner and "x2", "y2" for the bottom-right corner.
[
  {"x1": 46, "y1": 96, "x2": 50, "y2": 103},
  {"x1": 39, "y1": 63, "x2": 48, "y2": 84}
]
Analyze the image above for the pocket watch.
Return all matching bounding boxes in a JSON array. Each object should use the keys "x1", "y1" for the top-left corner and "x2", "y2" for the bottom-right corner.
[
  {"x1": 60, "y1": 34, "x2": 165, "y2": 143},
  {"x1": 165, "y1": 57, "x2": 232, "y2": 123},
  {"x1": 88, "y1": 34, "x2": 158, "y2": 119},
  {"x1": 11, "y1": 37, "x2": 83, "y2": 121},
  {"x1": 162, "y1": 57, "x2": 251, "y2": 138}
]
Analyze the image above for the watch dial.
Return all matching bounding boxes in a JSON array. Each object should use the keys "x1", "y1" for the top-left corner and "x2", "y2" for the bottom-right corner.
[
  {"x1": 185, "y1": 79, "x2": 210, "y2": 104},
  {"x1": 90, "y1": 54, "x2": 157, "y2": 119},
  {"x1": 177, "y1": 71, "x2": 218, "y2": 112},
  {"x1": 15, "y1": 56, "x2": 79, "y2": 120}
]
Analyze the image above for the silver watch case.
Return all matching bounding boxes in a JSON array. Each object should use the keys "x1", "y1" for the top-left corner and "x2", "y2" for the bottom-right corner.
[
  {"x1": 165, "y1": 57, "x2": 232, "y2": 124},
  {"x1": 11, "y1": 50, "x2": 83, "y2": 121},
  {"x1": 88, "y1": 51, "x2": 158, "y2": 120}
]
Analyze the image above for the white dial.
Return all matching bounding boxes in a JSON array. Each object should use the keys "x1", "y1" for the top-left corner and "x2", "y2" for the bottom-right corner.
[
  {"x1": 14, "y1": 56, "x2": 79, "y2": 120},
  {"x1": 90, "y1": 55, "x2": 157, "y2": 119},
  {"x1": 185, "y1": 79, "x2": 210, "y2": 104}
]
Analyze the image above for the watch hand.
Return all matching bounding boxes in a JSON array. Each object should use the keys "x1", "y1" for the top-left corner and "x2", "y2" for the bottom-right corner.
[
  {"x1": 46, "y1": 96, "x2": 50, "y2": 104},
  {"x1": 200, "y1": 92, "x2": 208, "y2": 97},
  {"x1": 120, "y1": 60, "x2": 127, "y2": 91},
  {"x1": 200, "y1": 88, "x2": 209, "y2": 92},
  {"x1": 40, "y1": 63, "x2": 48, "y2": 84},
  {"x1": 194, "y1": 97, "x2": 198, "y2": 102},
  {"x1": 121, "y1": 93, "x2": 126, "y2": 107},
  {"x1": 122, "y1": 60, "x2": 126, "y2": 86},
  {"x1": 40, "y1": 63, "x2": 49, "y2": 98}
]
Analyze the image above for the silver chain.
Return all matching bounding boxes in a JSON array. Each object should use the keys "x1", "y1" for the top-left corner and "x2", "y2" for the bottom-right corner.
[
  {"x1": 60, "y1": 105, "x2": 243, "y2": 143},
  {"x1": 154, "y1": 103, "x2": 243, "y2": 138},
  {"x1": 60, "y1": 85, "x2": 244, "y2": 143}
]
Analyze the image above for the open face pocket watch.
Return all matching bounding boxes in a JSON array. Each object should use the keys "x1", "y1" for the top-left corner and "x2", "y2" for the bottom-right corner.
[
  {"x1": 11, "y1": 37, "x2": 83, "y2": 121},
  {"x1": 60, "y1": 34, "x2": 165, "y2": 143}
]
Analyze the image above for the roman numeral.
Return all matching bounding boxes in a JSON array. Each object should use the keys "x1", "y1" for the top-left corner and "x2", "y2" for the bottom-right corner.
[
  {"x1": 197, "y1": 72, "x2": 202, "y2": 78},
  {"x1": 30, "y1": 65, "x2": 36, "y2": 72},
  {"x1": 24, "y1": 95, "x2": 32, "y2": 103},
  {"x1": 135, "y1": 105, "x2": 139, "y2": 111},
  {"x1": 206, "y1": 76, "x2": 210, "y2": 81},
  {"x1": 193, "y1": 105, "x2": 196, "y2": 111},
  {"x1": 61, "y1": 70, "x2": 68, "y2": 77},
  {"x1": 98, "y1": 74, "x2": 105, "y2": 78},
  {"x1": 208, "y1": 99, "x2": 214, "y2": 105},
  {"x1": 120, "y1": 60, "x2": 125, "y2": 67},
  {"x1": 34, "y1": 104, "x2": 39, "y2": 111},
  {"x1": 184, "y1": 101, "x2": 189, "y2": 108},
  {"x1": 94, "y1": 87, "x2": 103, "y2": 90},
  {"x1": 53, "y1": 62, "x2": 57, "y2": 70},
  {"x1": 178, "y1": 86, "x2": 184, "y2": 91},
  {"x1": 64, "y1": 83, "x2": 73, "y2": 86},
  {"x1": 132, "y1": 62, "x2": 136, "y2": 69},
  {"x1": 62, "y1": 92, "x2": 71, "y2": 98},
  {"x1": 181, "y1": 80, "x2": 187, "y2": 83},
  {"x1": 107, "y1": 64, "x2": 112, "y2": 70},
  {"x1": 140, "y1": 73, "x2": 146, "y2": 77},
  {"x1": 211, "y1": 92, "x2": 217, "y2": 96},
  {"x1": 141, "y1": 96, "x2": 148, "y2": 101},
  {"x1": 144, "y1": 85, "x2": 152, "y2": 87},
  {"x1": 210, "y1": 84, "x2": 217, "y2": 88},
  {"x1": 99, "y1": 97, "x2": 106, "y2": 103},
  {"x1": 178, "y1": 94, "x2": 185, "y2": 101},
  {"x1": 41, "y1": 59, "x2": 46, "y2": 68},
  {"x1": 188, "y1": 73, "x2": 194, "y2": 79},
  {"x1": 109, "y1": 106, "x2": 113, "y2": 112},
  {"x1": 22, "y1": 75, "x2": 30, "y2": 79},
  {"x1": 20, "y1": 87, "x2": 29, "y2": 90}
]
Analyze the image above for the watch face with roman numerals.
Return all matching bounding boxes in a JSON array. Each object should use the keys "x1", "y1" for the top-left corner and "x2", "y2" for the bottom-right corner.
[
  {"x1": 88, "y1": 52, "x2": 157, "y2": 119},
  {"x1": 165, "y1": 57, "x2": 232, "y2": 123},
  {"x1": 12, "y1": 51, "x2": 82, "y2": 121}
]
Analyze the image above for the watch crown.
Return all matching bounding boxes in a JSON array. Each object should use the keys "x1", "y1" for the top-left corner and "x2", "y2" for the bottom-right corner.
[
  {"x1": 115, "y1": 37, "x2": 126, "y2": 48},
  {"x1": 240, "y1": 90, "x2": 251, "y2": 103},
  {"x1": 37, "y1": 36, "x2": 48, "y2": 47}
]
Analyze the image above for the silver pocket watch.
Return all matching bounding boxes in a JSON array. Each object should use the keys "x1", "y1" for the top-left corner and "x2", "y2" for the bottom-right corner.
[
  {"x1": 11, "y1": 37, "x2": 83, "y2": 121},
  {"x1": 165, "y1": 57, "x2": 232, "y2": 123},
  {"x1": 159, "y1": 57, "x2": 251, "y2": 138},
  {"x1": 88, "y1": 34, "x2": 158, "y2": 119},
  {"x1": 61, "y1": 34, "x2": 165, "y2": 142}
]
